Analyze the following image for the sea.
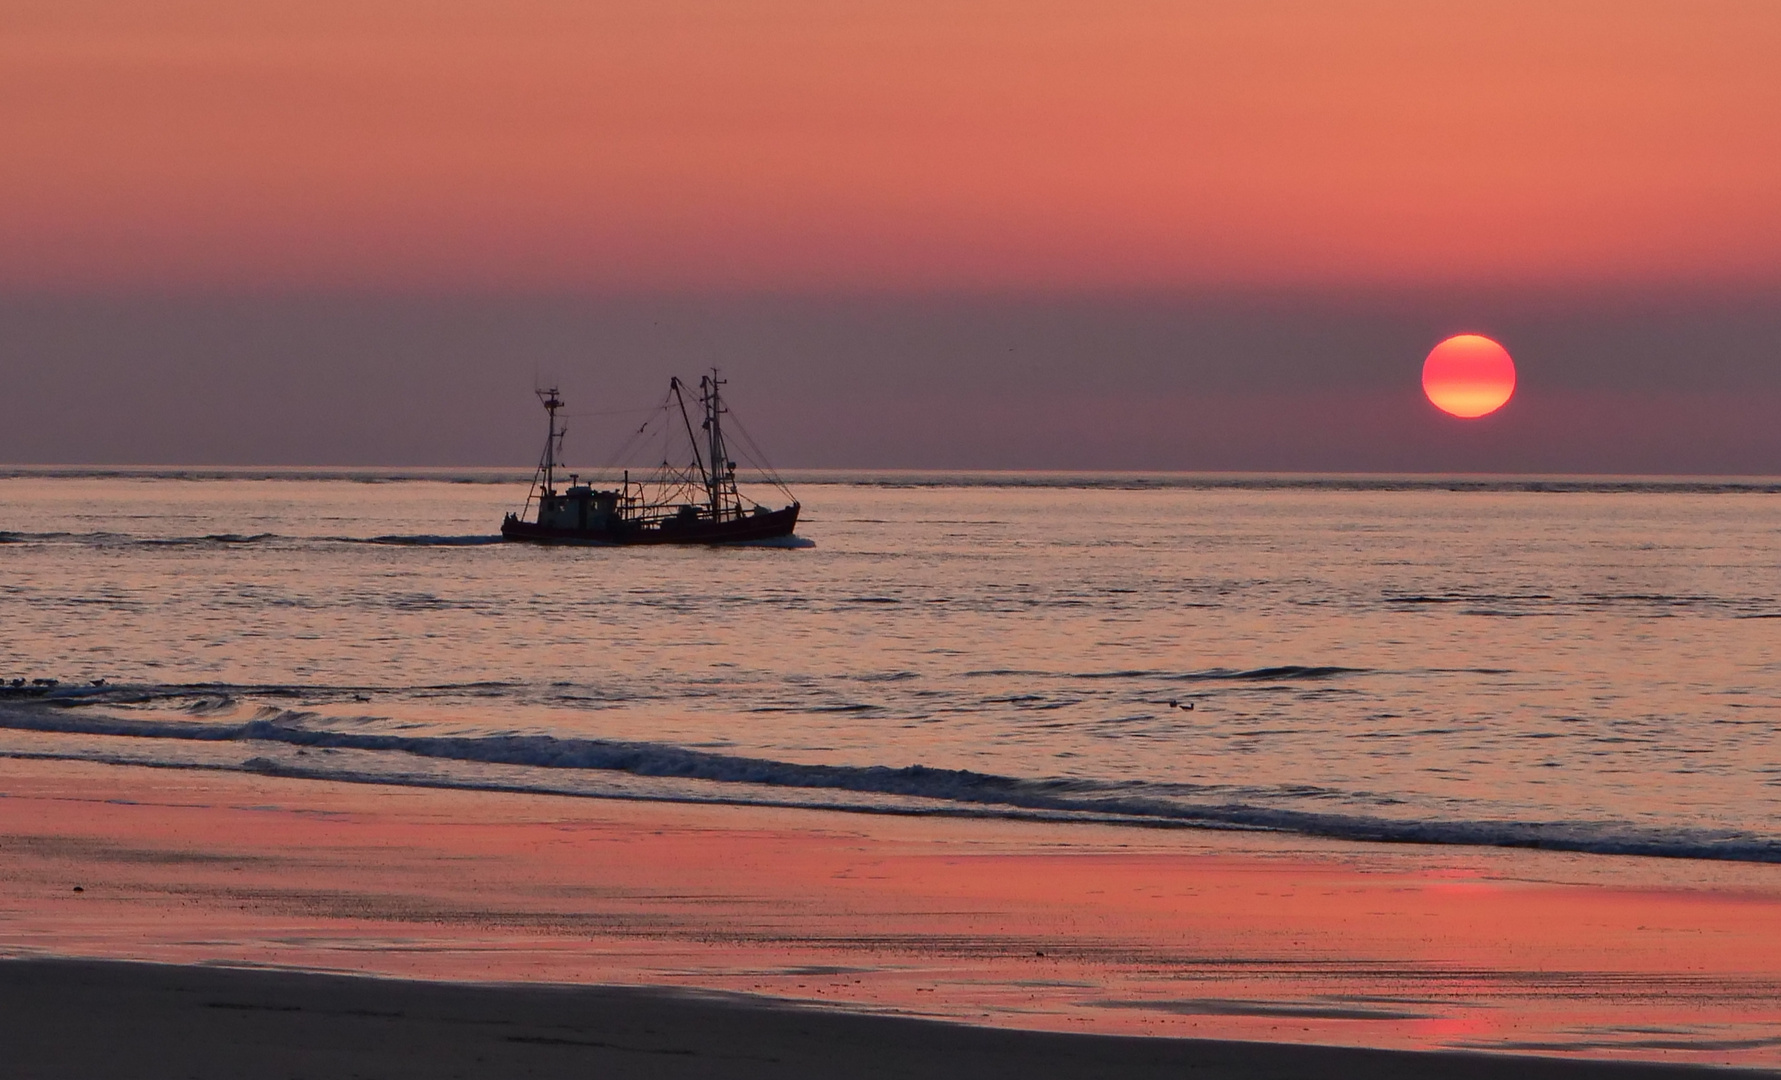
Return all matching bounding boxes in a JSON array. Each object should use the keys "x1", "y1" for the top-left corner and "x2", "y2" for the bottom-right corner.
[{"x1": 3, "y1": 469, "x2": 1779, "y2": 864}]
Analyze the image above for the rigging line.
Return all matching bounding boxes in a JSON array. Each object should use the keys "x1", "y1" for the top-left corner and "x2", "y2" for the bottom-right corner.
[
  {"x1": 722, "y1": 436, "x2": 769, "y2": 482},
  {"x1": 557, "y1": 406, "x2": 663, "y2": 419},
  {"x1": 724, "y1": 410, "x2": 794, "y2": 501},
  {"x1": 721, "y1": 402, "x2": 780, "y2": 476},
  {"x1": 594, "y1": 390, "x2": 678, "y2": 475},
  {"x1": 729, "y1": 431, "x2": 780, "y2": 489},
  {"x1": 601, "y1": 409, "x2": 667, "y2": 471}
]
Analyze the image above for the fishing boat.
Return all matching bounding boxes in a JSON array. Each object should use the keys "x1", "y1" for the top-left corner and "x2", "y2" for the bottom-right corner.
[{"x1": 500, "y1": 373, "x2": 801, "y2": 545}]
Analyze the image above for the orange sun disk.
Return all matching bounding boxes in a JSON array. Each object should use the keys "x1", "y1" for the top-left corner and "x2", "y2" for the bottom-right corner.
[{"x1": 1423, "y1": 334, "x2": 1516, "y2": 418}]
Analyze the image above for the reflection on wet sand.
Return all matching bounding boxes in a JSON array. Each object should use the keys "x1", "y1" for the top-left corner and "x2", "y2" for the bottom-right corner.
[{"x1": 4, "y1": 758, "x2": 1779, "y2": 1068}]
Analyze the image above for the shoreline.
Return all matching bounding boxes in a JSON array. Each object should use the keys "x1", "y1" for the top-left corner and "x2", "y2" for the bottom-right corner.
[
  {"x1": 1, "y1": 958, "x2": 1761, "y2": 1080},
  {"x1": 4, "y1": 756, "x2": 1781, "y2": 1068}
]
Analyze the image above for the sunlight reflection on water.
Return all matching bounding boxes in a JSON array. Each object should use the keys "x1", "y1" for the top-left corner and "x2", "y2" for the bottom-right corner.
[{"x1": 2, "y1": 474, "x2": 1779, "y2": 859}]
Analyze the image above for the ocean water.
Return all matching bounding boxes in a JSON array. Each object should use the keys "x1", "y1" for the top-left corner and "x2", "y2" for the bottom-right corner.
[{"x1": 3, "y1": 471, "x2": 1780, "y2": 863}]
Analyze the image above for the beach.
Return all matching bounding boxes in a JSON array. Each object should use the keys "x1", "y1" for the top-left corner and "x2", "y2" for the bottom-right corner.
[
  {"x1": 4, "y1": 958, "x2": 1751, "y2": 1080},
  {"x1": 5, "y1": 756, "x2": 1780, "y2": 1074}
]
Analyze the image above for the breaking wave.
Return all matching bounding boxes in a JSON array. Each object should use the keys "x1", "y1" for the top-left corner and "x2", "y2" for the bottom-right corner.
[
  {"x1": 3, "y1": 703, "x2": 1777, "y2": 864},
  {"x1": 962, "y1": 666, "x2": 1367, "y2": 682}
]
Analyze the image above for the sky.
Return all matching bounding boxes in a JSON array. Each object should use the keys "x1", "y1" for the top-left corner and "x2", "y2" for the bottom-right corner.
[{"x1": 3, "y1": 1, "x2": 1780, "y2": 471}]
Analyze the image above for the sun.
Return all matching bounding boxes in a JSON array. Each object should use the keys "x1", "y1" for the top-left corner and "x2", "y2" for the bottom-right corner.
[{"x1": 1422, "y1": 334, "x2": 1515, "y2": 418}]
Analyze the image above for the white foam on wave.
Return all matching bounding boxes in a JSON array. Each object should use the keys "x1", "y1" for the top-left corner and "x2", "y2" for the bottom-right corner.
[
  {"x1": 4, "y1": 702, "x2": 1778, "y2": 864},
  {"x1": 724, "y1": 535, "x2": 816, "y2": 549}
]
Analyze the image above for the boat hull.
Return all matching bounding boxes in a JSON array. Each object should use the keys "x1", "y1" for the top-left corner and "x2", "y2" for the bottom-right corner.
[{"x1": 501, "y1": 504, "x2": 800, "y2": 546}]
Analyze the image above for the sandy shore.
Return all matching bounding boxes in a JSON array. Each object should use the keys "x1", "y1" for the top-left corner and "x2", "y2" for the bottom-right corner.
[
  {"x1": 4, "y1": 756, "x2": 1781, "y2": 1069},
  {"x1": 2, "y1": 957, "x2": 1760, "y2": 1080}
]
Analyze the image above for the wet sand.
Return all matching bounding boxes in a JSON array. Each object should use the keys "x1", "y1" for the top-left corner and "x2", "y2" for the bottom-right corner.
[
  {"x1": 0, "y1": 957, "x2": 1755, "y2": 1080},
  {"x1": 4, "y1": 757, "x2": 1781, "y2": 1069}
]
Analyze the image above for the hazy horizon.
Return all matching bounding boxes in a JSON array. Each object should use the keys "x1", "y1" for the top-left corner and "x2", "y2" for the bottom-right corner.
[{"x1": 4, "y1": 288, "x2": 1780, "y2": 474}]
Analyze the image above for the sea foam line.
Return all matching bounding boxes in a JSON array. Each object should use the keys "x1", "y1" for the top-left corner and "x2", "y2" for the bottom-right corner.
[{"x1": 3, "y1": 704, "x2": 1778, "y2": 864}]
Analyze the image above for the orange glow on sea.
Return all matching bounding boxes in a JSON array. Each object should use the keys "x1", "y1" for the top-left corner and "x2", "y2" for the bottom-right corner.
[{"x1": 5, "y1": 758, "x2": 1779, "y2": 1066}]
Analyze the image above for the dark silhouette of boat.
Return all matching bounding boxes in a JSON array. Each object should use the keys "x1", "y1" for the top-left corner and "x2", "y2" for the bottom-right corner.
[{"x1": 500, "y1": 373, "x2": 800, "y2": 546}]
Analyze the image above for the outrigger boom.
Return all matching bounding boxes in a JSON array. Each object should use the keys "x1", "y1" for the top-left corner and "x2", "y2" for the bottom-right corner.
[{"x1": 500, "y1": 372, "x2": 801, "y2": 545}]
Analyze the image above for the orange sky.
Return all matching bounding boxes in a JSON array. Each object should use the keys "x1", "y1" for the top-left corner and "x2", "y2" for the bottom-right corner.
[{"x1": 5, "y1": 1, "x2": 1781, "y2": 292}]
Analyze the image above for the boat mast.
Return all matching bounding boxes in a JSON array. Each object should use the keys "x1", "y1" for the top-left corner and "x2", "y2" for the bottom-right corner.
[
  {"x1": 701, "y1": 370, "x2": 735, "y2": 520},
  {"x1": 669, "y1": 377, "x2": 712, "y2": 506},
  {"x1": 537, "y1": 387, "x2": 564, "y2": 495}
]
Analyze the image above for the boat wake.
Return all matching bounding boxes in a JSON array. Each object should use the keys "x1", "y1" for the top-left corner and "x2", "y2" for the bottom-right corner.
[
  {"x1": 726, "y1": 535, "x2": 816, "y2": 549},
  {"x1": 0, "y1": 530, "x2": 504, "y2": 548}
]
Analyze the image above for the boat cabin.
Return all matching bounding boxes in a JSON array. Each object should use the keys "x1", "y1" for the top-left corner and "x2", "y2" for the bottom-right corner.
[{"x1": 537, "y1": 475, "x2": 620, "y2": 531}]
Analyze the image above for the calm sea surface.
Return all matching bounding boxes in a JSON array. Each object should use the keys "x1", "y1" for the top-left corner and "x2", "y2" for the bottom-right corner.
[{"x1": 3, "y1": 471, "x2": 1779, "y2": 862}]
